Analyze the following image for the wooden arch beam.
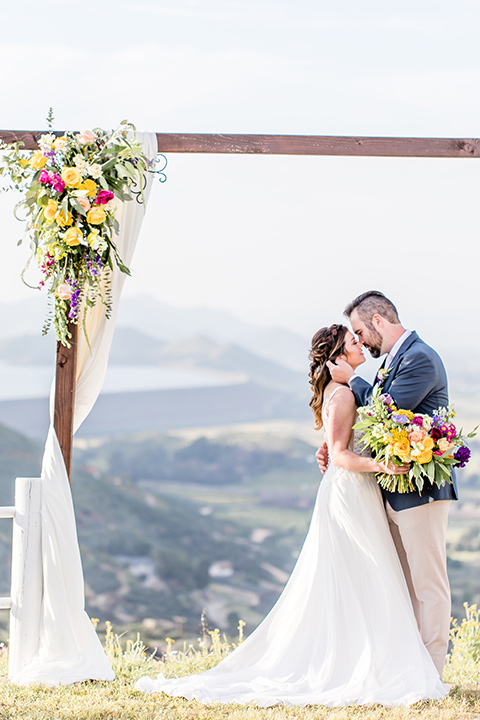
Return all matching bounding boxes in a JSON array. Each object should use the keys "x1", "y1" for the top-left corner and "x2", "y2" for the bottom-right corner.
[{"x1": 1, "y1": 130, "x2": 480, "y2": 158}]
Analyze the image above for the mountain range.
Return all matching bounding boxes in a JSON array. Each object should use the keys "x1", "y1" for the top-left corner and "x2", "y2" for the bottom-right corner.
[{"x1": 0, "y1": 296, "x2": 310, "y2": 371}]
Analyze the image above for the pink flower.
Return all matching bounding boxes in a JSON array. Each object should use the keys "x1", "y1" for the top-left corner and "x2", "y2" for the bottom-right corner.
[
  {"x1": 51, "y1": 173, "x2": 65, "y2": 193},
  {"x1": 94, "y1": 190, "x2": 115, "y2": 205},
  {"x1": 408, "y1": 429, "x2": 427, "y2": 443},
  {"x1": 57, "y1": 283, "x2": 73, "y2": 300},
  {"x1": 77, "y1": 196, "x2": 91, "y2": 212},
  {"x1": 39, "y1": 170, "x2": 51, "y2": 184},
  {"x1": 76, "y1": 130, "x2": 96, "y2": 145}
]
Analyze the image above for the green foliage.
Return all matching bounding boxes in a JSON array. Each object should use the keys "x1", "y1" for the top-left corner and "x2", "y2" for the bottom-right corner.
[{"x1": 445, "y1": 603, "x2": 480, "y2": 685}]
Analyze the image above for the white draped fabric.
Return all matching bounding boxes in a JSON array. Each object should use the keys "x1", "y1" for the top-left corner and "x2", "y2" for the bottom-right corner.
[{"x1": 9, "y1": 132, "x2": 158, "y2": 685}]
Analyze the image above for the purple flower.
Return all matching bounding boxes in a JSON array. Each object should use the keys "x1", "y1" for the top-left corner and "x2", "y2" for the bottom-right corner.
[
  {"x1": 66, "y1": 279, "x2": 81, "y2": 320},
  {"x1": 454, "y1": 446, "x2": 471, "y2": 468},
  {"x1": 412, "y1": 415, "x2": 424, "y2": 426},
  {"x1": 381, "y1": 393, "x2": 393, "y2": 405},
  {"x1": 392, "y1": 413, "x2": 409, "y2": 424}
]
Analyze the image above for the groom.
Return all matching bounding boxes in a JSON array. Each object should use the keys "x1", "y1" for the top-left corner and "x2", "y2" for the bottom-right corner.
[{"x1": 318, "y1": 290, "x2": 457, "y2": 676}]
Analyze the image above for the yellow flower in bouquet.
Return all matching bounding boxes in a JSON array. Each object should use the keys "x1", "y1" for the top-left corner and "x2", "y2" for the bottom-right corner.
[
  {"x1": 56, "y1": 208, "x2": 73, "y2": 227},
  {"x1": 44, "y1": 199, "x2": 58, "y2": 222},
  {"x1": 87, "y1": 206, "x2": 106, "y2": 225},
  {"x1": 414, "y1": 437, "x2": 435, "y2": 464},
  {"x1": 61, "y1": 167, "x2": 82, "y2": 188},
  {"x1": 29, "y1": 150, "x2": 48, "y2": 169},
  {"x1": 392, "y1": 438, "x2": 412, "y2": 463},
  {"x1": 64, "y1": 227, "x2": 83, "y2": 246},
  {"x1": 81, "y1": 179, "x2": 97, "y2": 198}
]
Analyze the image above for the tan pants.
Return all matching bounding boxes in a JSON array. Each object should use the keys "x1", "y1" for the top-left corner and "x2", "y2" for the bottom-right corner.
[{"x1": 386, "y1": 500, "x2": 451, "y2": 676}]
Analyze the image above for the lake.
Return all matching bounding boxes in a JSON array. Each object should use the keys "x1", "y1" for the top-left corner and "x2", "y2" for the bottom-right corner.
[{"x1": 0, "y1": 365, "x2": 244, "y2": 401}]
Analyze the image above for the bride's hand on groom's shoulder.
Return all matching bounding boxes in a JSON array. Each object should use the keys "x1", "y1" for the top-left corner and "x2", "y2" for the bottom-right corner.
[
  {"x1": 316, "y1": 443, "x2": 329, "y2": 474},
  {"x1": 327, "y1": 359, "x2": 354, "y2": 385}
]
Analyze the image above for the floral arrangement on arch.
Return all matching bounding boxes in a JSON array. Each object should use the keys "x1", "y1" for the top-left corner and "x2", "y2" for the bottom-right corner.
[
  {"x1": 354, "y1": 386, "x2": 477, "y2": 493},
  {"x1": 0, "y1": 121, "x2": 153, "y2": 346}
]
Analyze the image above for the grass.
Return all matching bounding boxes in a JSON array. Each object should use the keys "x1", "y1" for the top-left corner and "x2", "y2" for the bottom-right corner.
[{"x1": 1, "y1": 610, "x2": 480, "y2": 720}]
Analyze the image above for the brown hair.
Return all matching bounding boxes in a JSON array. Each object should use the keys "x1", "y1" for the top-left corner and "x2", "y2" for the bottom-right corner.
[
  {"x1": 344, "y1": 290, "x2": 400, "y2": 329},
  {"x1": 309, "y1": 324, "x2": 348, "y2": 430}
]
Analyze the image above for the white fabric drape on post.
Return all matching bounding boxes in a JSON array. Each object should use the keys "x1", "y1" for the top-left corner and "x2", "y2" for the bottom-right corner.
[{"x1": 9, "y1": 132, "x2": 158, "y2": 685}]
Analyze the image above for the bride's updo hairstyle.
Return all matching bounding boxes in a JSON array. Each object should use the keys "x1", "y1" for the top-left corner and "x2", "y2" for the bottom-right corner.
[{"x1": 309, "y1": 324, "x2": 348, "y2": 430}]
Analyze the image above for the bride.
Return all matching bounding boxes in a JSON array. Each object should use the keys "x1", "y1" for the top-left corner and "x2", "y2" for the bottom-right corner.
[{"x1": 135, "y1": 324, "x2": 448, "y2": 707}]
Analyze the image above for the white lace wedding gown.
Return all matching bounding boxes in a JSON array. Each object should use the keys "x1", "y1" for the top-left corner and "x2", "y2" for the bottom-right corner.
[{"x1": 135, "y1": 389, "x2": 448, "y2": 707}]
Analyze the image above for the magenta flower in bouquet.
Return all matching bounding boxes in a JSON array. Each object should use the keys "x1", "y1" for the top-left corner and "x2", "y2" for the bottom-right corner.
[{"x1": 353, "y1": 386, "x2": 477, "y2": 493}]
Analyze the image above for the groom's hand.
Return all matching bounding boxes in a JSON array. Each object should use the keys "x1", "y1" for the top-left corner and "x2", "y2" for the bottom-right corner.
[
  {"x1": 316, "y1": 443, "x2": 329, "y2": 474},
  {"x1": 327, "y1": 359, "x2": 354, "y2": 385}
]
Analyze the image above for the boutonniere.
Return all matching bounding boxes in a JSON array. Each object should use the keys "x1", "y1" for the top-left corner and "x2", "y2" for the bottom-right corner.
[{"x1": 375, "y1": 367, "x2": 391, "y2": 385}]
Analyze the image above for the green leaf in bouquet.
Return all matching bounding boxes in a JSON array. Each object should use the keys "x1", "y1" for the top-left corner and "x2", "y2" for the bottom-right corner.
[
  {"x1": 467, "y1": 425, "x2": 479, "y2": 438},
  {"x1": 62, "y1": 196, "x2": 69, "y2": 220},
  {"x1": 415, "y1": 473, "x2": 424, "y2": 493},
  {"x1": 70, "y1": 197, "x2": 87, "y2": 216},
  {"x1": 424, "y1": 459, "x2": 435, "y2": 482},
  {"x1": 412, "y1": 463, "x2": 423, "y2": 479},
  {"x1": 115, "y1": 163, "x2": 128, "y2": 178},
  {"x1": 101, "y1": 158, "x2": 117, "y2": 172}
]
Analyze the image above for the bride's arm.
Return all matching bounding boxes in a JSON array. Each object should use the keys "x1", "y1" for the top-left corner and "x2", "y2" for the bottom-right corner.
[{"x1": 326, "y1": 388, "x2": 407, "y2": 475}]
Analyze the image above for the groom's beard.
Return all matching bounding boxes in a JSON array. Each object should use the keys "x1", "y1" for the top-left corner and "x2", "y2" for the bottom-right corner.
[{"x1": 364, "y1": 327, "x2": 383, "y2": 358}]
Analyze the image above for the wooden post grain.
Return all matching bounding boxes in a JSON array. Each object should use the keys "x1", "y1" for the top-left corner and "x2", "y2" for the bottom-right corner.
[
  {"x1": 1, "y1": 130, "x2": 480, "y2": 158},
  {"x1": 53, "y1": 321, "x2": 78, "y2": 482}
]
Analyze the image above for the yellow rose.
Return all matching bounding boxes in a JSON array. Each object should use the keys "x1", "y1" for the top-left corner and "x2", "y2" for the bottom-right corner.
[
  {"x1": 392, "y1": 439, "x2": 412, "y2": 463},
  {"x1": 19, "y1": 157, "x2": 29, "y2": 168},
  {"x1": 421, "y1": 437, "x2": 435, "y2": 452},
  {"x1": 417, "y1": 449, "x2": 433, "y2": 464},
  {"x1": 61, "y1": 167, "x2": 82, "y2": 188},
  {"x1": 64, "y1": 227, "x2": 83, "y2": 246},
  {"x1": 56, "y1": 208, "x2": 73, "y2": 227},
  {"x1": 87, "y1": 229, "x2": 99, "y2": 245},
  {"x1": 87, "y1": 206, "x2": 106, "y2": 225},
  {"x1": 44, "y1": 199, "x2": 58, "y2": 222},
  {"x1": 29, "y1": 150, "x2": 48, "y2": 169},
  {"x1": 81, "y1": 179, "x2": 97, "y2": 198}
]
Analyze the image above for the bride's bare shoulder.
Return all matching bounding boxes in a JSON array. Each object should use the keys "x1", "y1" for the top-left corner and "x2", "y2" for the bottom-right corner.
[
  {"x1": 323, "y1": 383, "x2": 355, "y2": 416},
  {"x1": 324, "y1": 382, "x2": 353, "y2": 403}
]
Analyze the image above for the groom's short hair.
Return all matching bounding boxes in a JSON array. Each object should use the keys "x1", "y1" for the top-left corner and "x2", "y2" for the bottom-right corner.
[{"x1": 344, "y1": 291, "x2": 400, "y2": 324}]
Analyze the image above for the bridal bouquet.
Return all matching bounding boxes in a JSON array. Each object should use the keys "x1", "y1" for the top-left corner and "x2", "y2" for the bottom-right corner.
[
  {"x1": 0, "y1": 121, "x2": 152, "y2": 347},
  {"x1": 354, "y1": 386, "x2": 477, "y2": 493}
]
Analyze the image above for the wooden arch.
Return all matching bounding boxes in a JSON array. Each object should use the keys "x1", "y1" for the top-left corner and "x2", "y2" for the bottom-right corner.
[{"x1": 1, "y1": 129, "x2": 479, "y2": 477}]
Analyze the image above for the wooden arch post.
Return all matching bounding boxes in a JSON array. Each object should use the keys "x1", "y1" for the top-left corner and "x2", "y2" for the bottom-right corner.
[{"x1": 1, "y1": 129, "x2": 479, "y2": 481}]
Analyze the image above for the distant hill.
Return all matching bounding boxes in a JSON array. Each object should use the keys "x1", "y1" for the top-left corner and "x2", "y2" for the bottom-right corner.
[
  {"x1": 0, "y1": 381, "x2": 310, "y2": 440},
  {"x1": 0, "y1": 296, "x2": 309, "y2": 371}
]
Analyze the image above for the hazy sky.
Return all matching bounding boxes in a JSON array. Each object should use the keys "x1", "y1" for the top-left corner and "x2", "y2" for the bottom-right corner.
[{"x1": 1, "y1": 0, "x2": 479, "y2": 349}]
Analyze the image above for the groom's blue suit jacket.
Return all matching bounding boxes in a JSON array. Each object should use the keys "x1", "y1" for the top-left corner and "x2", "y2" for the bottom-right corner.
[{"x1": 350, "y1": 331, "x2": 458, "y2": 511}]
